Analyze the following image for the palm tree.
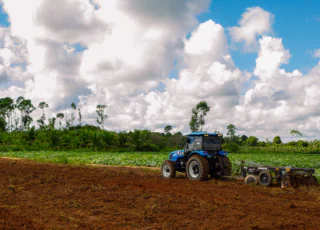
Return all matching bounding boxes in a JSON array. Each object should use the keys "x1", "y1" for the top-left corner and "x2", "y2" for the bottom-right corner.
[
  {"x1": 128, "y1": 130, "x2": 151, "y2": 150},
  {"x1": 115, "y1": 131, "x2": 128, "y2": 148}
]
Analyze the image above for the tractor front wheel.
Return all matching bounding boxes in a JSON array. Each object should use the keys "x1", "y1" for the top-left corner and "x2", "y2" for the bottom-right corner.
[
  {"x1": 186, "y1": 155, "x2": 209, "y2": 181},
  {"x1": 161, "y1": 160, "x2": 176, "y2": 179}
]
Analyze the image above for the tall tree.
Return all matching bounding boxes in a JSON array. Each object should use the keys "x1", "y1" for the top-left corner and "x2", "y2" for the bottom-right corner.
[
  {"x1": 96, "y1": 104, "x2": 108, "y2": 130},
  {"x1": 17, "y1": 99, "x2": 36, "y2": 130},
  {"x1": 70, "y1": 102, "x2": 76, "y2": 126},
  {"x1": 48, "y1": 117, "x2": 56, "y2": 129},
  {"x1": 189, "y1": 108, "x2": 199, "y2": 132},
  {"x1": 227, "y1": 124, "x2": 236, "y2": 137},
  {"x1": 0, "y1": 97, "x2": 14, "y2": 131},
  {"x1": 56, "y1": 113, "x2": 64, "y2": 129},
  {"x1": 39, "y1": 102, "x2": 49, "y2": 114},
  {"x1": 164, "y1": 125, "x2": 172, "y2": 135},
  {"x1": 189, "y1": 101, "x2": 210, "y2": 132},
  {"x1": 78, "y1": 107, "x2": 82, "y2": 126},
  {"x1": 226, "y1": 124, "x2": 237, "y2": 143},
  {"x1": 15, "y1": 96, "x2": 24, "y2": 129},
  {"x1": 290, "y1": 130, "x2": 302, "y2": 137},
  {"x1": 37, "y1": 101, "x2": 49, "y2": 129}
]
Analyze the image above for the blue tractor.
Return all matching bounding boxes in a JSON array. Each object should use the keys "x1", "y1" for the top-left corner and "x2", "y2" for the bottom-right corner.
[{"x1": 161, "y1": 132, "x2": 231, "y2": 180}]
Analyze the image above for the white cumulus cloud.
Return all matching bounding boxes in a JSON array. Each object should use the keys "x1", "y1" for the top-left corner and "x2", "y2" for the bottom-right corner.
[
  {"x1": 1, "y1": 2, "x2": 320, "y2": 142},
  {"x1": 228, "y1": 7, "x2": 274, "y2": 50}
]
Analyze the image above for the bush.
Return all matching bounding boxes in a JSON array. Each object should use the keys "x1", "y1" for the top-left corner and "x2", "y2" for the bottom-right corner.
[
  {"x1": 141, "y1": 143, "x2": 160, "y2": 152},
  {"x1": 273, "y1": 136, "x2": 282, "y2": 144},
  {"x1": 257, "y1": 141, "x2": 266, "y2": 147},
  {"x1": 222, "y1": 143, "x2": 240, "y2": 153},
  {"x1": 245, "y1": 136, "x2": 258, "y2": 146},
  {"x1": 297, "y1": 140, "x2": 308, "y2": 147}
]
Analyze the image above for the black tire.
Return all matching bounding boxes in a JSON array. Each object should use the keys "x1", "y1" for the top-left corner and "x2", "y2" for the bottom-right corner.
[
  {"x1": 161, "y1": 160, "x2": 176, "y2": 179},
  {"x1": 186, "y1": 155, "x2": 209, "y2": 181},
  {"x1": 258, "y1": 171, "x2": 272, "y2": 187},
  {"x1": 219, "y1": 156, "x2": 232, "y2": 176},
  {"x1": 244, "y1": 175, "x2": 258, "y2": 185}
]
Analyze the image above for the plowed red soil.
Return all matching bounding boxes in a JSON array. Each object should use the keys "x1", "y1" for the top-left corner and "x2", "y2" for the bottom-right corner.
[{"x1": 1, "y1": 157, "x2": 320, "y2": 230}]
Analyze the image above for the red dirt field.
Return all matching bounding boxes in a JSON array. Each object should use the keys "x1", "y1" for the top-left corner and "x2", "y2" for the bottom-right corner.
[{"x1": 1, "y1": 157, "x2": 320, "y2": 230}]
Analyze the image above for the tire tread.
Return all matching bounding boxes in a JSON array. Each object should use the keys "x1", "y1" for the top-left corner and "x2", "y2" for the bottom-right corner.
[{"x1": 186, "y1": 155, "x2": 209, "y2": 181}]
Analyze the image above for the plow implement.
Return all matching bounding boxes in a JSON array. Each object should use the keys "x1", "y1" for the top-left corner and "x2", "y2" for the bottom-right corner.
[{"x1": 241, "y1": 161, "x2": 318, "y2": 188}]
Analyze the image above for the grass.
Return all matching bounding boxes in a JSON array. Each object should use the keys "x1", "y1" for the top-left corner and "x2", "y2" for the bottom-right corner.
[
  {"x1": 0, "y1": 151, "x2": 167, "y2": 167},
  {"x1": 0, "y1": 150, "x2": 319, "y2": 176}
]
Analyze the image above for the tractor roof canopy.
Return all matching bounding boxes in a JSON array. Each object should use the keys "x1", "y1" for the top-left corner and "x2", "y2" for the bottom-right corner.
[{"x1": 187, "y1": 132, "x2": 221, "y2": 137}]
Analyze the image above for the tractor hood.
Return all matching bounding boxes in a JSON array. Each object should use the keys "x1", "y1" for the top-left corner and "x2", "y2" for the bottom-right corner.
[
  {"x1": 169, "y1": 150, "x2": 184, "y2": 161},
  {"x1": 169, "y1": 149, "x2": 228, "y2": 162}
]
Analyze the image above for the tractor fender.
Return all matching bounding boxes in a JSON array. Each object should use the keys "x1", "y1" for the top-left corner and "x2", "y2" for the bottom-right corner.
[
  {"x1": 217, "y1": 150, "x2": 228, "y2": 156},
  {"x1": 188, "y1": 150, "x2": 209, "y2": 158}
]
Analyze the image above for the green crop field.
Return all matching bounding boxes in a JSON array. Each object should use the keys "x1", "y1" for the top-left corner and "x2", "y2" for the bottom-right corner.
[{"x1": 1, "y1": 151, "x2": 320, "y2": 176}]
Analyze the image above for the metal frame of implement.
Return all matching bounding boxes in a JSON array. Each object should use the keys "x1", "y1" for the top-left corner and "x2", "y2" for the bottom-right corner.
[{"x1": 240, "y1": 161, "x2": 318, "y2": 188}]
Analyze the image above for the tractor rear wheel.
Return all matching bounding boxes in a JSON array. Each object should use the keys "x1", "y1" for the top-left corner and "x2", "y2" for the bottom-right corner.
[
  {"x1": 161, "y1": 160, "x2": 176, "y2": 179},
  {"x1": 186, "y1": 155, "x2": 209, "y2": 181},
  {"x1": 219, "y1": 156, "x2": 232, "y2": 176}
]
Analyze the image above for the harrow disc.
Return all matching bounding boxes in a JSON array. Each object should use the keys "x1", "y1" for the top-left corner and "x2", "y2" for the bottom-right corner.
[
  {"x1": 281, "y1": 175, "x2": 292, "y2": 188},
  {"x1": 302, "y1": 176, "x2": 318, "y2": 186},
  {"x1": 287, "y1": 175, "x2": 318, "y2": 188}
]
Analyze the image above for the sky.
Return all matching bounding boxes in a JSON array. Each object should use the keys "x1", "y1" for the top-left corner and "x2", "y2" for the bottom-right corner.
[{"x1": 0, "y1": 0, "x2": 320, "y2": 142}]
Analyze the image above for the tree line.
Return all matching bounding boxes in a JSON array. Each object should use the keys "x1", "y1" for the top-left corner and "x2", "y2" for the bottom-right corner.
[
  {"x1": 0, "y1": 96, "x2": 184, "y2": 152},
  {"x1": 221, "y1": 124, "x2": 320, "y2": 154},
  {"x1": 0, "y1": 97, "x2": 319, "y2": 153},
  {"x1": 0, "y1": 96, "x2": 108, "y2": 131},
  {"x1": 188, "y1": 101, "x2": 320, "y2": 154}
]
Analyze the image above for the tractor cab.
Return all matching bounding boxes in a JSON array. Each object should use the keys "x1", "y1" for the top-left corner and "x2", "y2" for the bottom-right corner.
[{"x1": 184, "y1": 132, "x2": 223, "y2": 155}]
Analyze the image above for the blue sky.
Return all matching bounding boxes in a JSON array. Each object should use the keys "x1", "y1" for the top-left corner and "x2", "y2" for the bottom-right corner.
[
  {"x1": 0, "y1": 4, "x2": 9, "y2": 28},
  {"x1": 196, "y1": 0, "x2": 320, "y2": 73}
]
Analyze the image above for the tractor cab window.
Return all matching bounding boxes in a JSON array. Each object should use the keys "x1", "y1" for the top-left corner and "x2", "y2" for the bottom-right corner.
[
  {"x1": 187, "y1": 136, "x2": 195, "y2": 144},
  {"x1": 194, "y1": 136, "x2": 202, "y2": 144},
  {"x1": 203, "y1": 136, "x2": 221, "y2": 144}
]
